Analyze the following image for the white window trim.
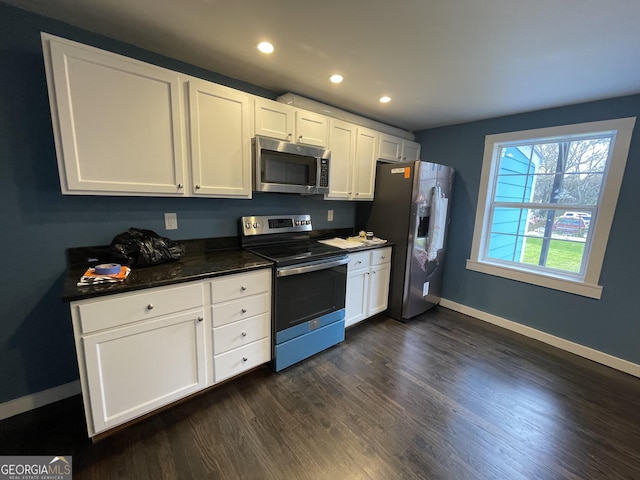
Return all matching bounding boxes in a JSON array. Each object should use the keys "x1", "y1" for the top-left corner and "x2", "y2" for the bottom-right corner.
[{"x1": 467, "y1": 117, "x2": 636, "y2": 299}]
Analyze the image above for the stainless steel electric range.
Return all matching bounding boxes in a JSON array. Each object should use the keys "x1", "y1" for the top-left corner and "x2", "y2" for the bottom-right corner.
[{"x1": 241, "y1": 214, "x2": 348, "y2": 371}]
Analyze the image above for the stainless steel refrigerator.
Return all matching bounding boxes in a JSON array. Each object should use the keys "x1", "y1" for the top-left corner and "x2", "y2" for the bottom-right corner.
[{"x1": 361, "y1": 161, "x2": 454, "y2": 320}]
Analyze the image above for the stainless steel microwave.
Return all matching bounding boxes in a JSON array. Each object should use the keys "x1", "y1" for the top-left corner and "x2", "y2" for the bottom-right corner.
[{"x1": 253, "y1": 136, "x2": 331, "y2": 194}]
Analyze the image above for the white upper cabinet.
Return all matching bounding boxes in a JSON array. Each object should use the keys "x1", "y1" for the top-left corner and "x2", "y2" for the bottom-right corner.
[
  {"x1": 42, "y1": 33, "x2": 252, "y2": 199},
  {"x1": 403, "y1": 141, "x2": 421, "y2": 162},
  {"x1": 326, "y1": 119, "x2": 355, "y2": 200},
  {"x1": 254, "y1": 98, "x2": 294, "y2": 141},
  {"x1": 254, "y1": 98, "x2": 327, "y2": 147},
  {"x1": 43, "y1": 34, "x2": 186, "y2": 196},
  {"x1": 352, "y1": 127, "x2": 379, "y2": 200},
  {"x1": 295, "y1": 109, "x2": 328, "y2": 147},
  {"x1": 187, "y1": 78, "x2": 252, "y2": 198},
  {"x1": 326, "y1": 121, "x2": 378, "y2": 201},
  {"x1": 378, "y1": 133, "x2": 421, "y2": 163}
]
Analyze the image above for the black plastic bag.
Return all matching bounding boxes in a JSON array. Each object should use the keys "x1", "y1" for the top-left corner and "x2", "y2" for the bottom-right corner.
[{"x1": 110, "y1": 228, "x2": 185, "y2": 267}]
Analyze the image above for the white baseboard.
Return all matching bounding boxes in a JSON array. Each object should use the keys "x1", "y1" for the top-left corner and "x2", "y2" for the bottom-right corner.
[
  {"x1": 0, "y1": 380, "x2": 81, "y2": 421},
  {"x1": 440, "y1": 299, "x2": 640, "y2": 379}
]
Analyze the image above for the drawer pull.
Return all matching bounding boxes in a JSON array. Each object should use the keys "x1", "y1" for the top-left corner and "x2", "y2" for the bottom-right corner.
[
  {"x1": 197, "y1": 316, "x2": 203, "y2": 322},
  {"x1": 147, "y1": 304, "x2": 154, "y2": 310},
  {"x1": 241, "y1": 285, "x2": 247, "y2": 291},
  {"x1": 241, "y1": 308, "x2": 247, "y2": 313},
  {"x1": 241, "y1": 332, "x2": 247, "y2": 337},
  {"x1": 381, "y1": 256, "x2": 386, "y2": 259},
  {"x1": 242, "y1": 357, "x2": 248, "y2": 362},
  {"x1": 356, "y1": 261, "x2": 362, "y2": 265}
]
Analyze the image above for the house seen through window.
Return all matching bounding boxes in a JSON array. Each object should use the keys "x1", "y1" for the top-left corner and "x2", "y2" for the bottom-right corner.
[{"x1": 467, "y1": 118, "x2": 635, "y2": 299}]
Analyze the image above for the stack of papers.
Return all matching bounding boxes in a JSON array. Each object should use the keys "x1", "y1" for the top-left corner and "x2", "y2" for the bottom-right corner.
[
  {"x1": 319, "y1": 237, "x2": 387, "y2": 249},
  {"x1": 318, "y1": 238, "x2": 367, "y2": 249},
  {"x1": 346, "y1": 236, "x2": 388, "y2": 245},
  {"x1": 77, "y1": 266, "x2": 131, "y2": 286}
]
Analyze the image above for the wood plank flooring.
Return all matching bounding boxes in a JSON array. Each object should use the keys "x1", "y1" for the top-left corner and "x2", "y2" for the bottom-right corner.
[{"x1": 2, "y1": 307, "x2": 640, "y2": 479}]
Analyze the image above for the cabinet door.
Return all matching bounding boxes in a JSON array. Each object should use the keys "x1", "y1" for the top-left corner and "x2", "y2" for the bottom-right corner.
[
  {"x1": 326, "y1": 119, "x2": 355, "y2": 200},
  {"x1": 254, "y1": 98, "x2": 294, "y2": 141},
  {"x1": 345, "y1": 269, "x2": 368, "y2": 327},
  {"x1": 188, "y1": 79, "x2": 252, "y2": 198},
  {"x1": 353, "y1": 127, "x2": 378, "y2": 200},
  {"x1": 403, "y1": 141, "x2": 421, "y2": 161},
  {"x1": 82, "y1": 310, "x2": 206, "y2": 434},
  {"x1": 368, "y1": 263, "x2": 391, "y2": 316},
  {"x1": 43, "y1": 35, "x2": 185, "y2": 195},
  {"x1": 378, "y1": 133, "x2": 403, "y2": 162},
  {"x1": 295, "y1": 110, "x2": 328, "y2": 147}
]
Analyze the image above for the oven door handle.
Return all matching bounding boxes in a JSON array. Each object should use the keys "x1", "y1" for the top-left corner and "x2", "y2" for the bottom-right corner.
[{"x1": 276, "y1": 256, "x2": 349, "y2": 277}]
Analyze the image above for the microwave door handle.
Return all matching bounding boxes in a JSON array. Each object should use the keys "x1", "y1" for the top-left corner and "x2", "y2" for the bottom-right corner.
[{"x1": 277, "y1": 257, "x2": 349, "y2": 277}]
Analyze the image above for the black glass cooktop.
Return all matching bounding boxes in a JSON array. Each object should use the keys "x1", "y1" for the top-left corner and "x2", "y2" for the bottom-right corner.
[{"x1": 245, "y1": 241, "x2": 345, "y2": 266}]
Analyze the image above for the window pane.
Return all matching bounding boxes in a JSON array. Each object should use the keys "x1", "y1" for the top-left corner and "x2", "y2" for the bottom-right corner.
[
  {"x1": 486, "y1": 207, "x2": 587, "y2": 274},
  {"x1": 521, "y1": 237, "x2": 585, "y2": 273},
  {"x1": 495, "y1": 138, "x2": 610, "y2": 206}
]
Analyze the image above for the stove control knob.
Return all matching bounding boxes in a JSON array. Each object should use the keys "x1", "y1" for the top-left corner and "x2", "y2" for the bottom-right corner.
[
  {"x1": 245, "y1": 222, "x2": 252, "y2": 229},
  {"x1": 305, "y1": 220, "x2": 311, "y2": 225},
  {"x1": 253, "y1": 222, "x2": 258, "y2": 228}
]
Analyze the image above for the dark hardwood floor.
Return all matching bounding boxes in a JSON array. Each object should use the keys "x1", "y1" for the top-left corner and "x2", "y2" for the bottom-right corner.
[{"x1": 3, "y1": 307, "x2": 640, "y2": 479}]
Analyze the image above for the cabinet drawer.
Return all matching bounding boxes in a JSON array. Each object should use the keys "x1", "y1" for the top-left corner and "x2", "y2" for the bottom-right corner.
[
  {"x1": 76, "y1": 283, "x2": 204, "y2": 334},
  {"x1": 212, "y1": 293, "x2": 270, "y2": 327},
  {"x1": 213, "y1": 313, "x2": 270, "y2": 355},
  {"x1": 214, "y1": 337, "x2": 271, "y2": 382},
  {"x1": 348, "y1": 251, "x2": 370, "y2": 271},
  {"x1": 210, "y1": 269, "x2": 271, "y2": 303},
  {"x1": 371, "y1": 247, "x2": 392, "y2": 266}
]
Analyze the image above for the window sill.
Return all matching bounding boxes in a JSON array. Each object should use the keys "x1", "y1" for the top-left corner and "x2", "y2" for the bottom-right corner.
[{"x1": 465, "y1": 259, "x2": 603, "y2": 299}]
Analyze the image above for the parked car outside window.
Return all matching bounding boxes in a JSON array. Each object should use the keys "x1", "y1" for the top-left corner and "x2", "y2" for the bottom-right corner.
[
  {"x1": 553, "y1": 216, "x2": 586, "y2": 236},
  {"x1": 562, "y1": 211, "x2": 591, "y2": 226}
]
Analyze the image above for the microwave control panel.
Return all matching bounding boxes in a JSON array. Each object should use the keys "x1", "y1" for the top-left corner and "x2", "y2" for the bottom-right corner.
[{"x1": 319, "y1": 158, "x2": 329, "y2": 187}]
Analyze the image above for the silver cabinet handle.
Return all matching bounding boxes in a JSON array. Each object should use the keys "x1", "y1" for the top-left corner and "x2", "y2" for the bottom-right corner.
[
  {"x1": 147, "y1": 304, "x2": 154, "y2": 310},
  {"x1": 241, "y1": 332, "x2": 247, "y2": 337},
  {"x1": 356, "y1": 260, "x2": 362, "y2": 265},
  {"x1": 197, "y1": 316, "x2": 203, "y2": 322},
  {"x1": 242, "y1": 357, "x2": 248, "y2": 362},
  {"x1": 177, "y1": 183, "x2": 183, "y2": 189},
  {"x1": 381, "y1": 256, "x2": 386, "y2": 259},
  {"x1": 241, "y1": 308, "x2": 247, "y2": 313},
  {"x1": 241, "y1": 285, "x2": 247, "y2": 291},
  {"x1": 195, "y1": 185, "x2": 201, "y2": 189}
]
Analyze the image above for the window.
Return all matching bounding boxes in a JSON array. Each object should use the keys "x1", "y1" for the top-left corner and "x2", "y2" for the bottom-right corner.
[{"x1": 467, "y1": 118, "x2": 635, "y2": 299}]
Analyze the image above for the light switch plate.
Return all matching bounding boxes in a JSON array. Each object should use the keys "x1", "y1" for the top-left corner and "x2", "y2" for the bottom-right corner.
[{"x1": 327, "y1": 209, "x2": 334, "y2": 221}]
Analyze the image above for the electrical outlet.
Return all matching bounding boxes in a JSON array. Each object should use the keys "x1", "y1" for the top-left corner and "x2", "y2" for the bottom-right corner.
[
  {"x1": 164, "y1": 212, "x2": 178, "y2": 230},
  {"x1": 327, "y1": 209, "x2": 334, "y2": 222}
]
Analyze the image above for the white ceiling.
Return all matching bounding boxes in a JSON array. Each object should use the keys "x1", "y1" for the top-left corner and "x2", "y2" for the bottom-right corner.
[{"x1": 4, "y1": 0, "x2": 640, "y2": 130}]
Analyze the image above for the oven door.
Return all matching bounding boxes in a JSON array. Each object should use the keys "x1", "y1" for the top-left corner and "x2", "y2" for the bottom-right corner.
[{"x1": 274, "y1": 256, "x2": 348, "y2": 333}]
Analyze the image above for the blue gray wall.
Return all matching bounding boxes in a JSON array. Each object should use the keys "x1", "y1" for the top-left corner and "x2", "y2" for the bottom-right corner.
[
  {"x1": 0, "y1": 3, "x2": 355, "y2": 404},
  {"x1": 415, "y1": 95, "x2": 640, "y2": 365}
]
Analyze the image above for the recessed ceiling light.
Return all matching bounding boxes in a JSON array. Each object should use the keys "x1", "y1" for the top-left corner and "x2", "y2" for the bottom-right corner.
[
  {"x1": 329, "y1": 74, "x2": 344, "y2": 84},
  {"x1": 379, "y1": 96, "x2": 392, "y2": 103},
  {"x1": 257, "y1": 42, "x2": 274, "y2": 54}
]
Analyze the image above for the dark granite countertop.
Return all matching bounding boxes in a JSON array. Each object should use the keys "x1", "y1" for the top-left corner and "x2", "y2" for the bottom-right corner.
[
  {"x1": 61, "y1": 238, "x2": 273, "y2": 302},
  {"x1": 60, "y1": 229, "x2": 385, "y2": 302}
]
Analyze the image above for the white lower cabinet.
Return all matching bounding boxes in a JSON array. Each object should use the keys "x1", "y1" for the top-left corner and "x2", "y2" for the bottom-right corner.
[
  {"x1": 70, "y1": 268, "x2": 272, "y2": 437},
  {"x1": 71, "y1": 282, "x2": 207, "y2": 436},
  {"x1": 345, "y1": 247, "x2": 392, "y2": 327},
  {"x1": 210, "y1": 269, "x2": 272, "y2": 383}
]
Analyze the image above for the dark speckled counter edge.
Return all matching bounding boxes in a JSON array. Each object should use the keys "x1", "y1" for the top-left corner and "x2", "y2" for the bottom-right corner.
[
  {"x1": 61, "y1": 242, "x2": 273, "y2": 302},
  {"x1": 60, "y1": 230, "x2": 390, "y2": 303}
]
